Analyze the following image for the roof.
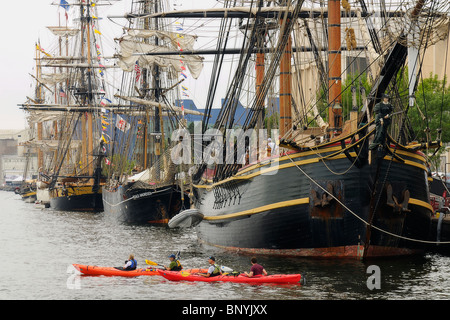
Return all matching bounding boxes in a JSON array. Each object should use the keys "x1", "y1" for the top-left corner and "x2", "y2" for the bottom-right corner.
[{"x1": 0, "y1": 129, "x2": 27, "y2": 140}]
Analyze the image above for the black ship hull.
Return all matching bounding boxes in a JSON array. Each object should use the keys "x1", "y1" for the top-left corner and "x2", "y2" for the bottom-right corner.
[
  {"x1": 102, "y1": 182, "x2": 190, "y2": 224},
  {"x1": 50, "y1": 186, "x2": 103, "y2": 212},
  {"x1": 193, "y1": 142, "x2": 432, "y2": 258}
]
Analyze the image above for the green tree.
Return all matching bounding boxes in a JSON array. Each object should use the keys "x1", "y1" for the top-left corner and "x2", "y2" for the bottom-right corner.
[
  {"x1": 341, "y1": 72, "x2": 372, "y2": 114},
  {"x1": 315, "y1": 72, "x2": 372, "y2": 125},
  {"x1": 408, "y1": 73, "x2": 450, "y2": 143},
  {"x1": 102, "y1": 153, "x2": 136, "y2": 177}
]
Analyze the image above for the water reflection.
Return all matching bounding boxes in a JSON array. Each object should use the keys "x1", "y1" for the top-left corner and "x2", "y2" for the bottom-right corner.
[{"x1": 2, "y1": 191, "x2": 450, "y2": 300}]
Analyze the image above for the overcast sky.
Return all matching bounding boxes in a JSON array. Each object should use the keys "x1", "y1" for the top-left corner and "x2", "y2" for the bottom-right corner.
[
  {"x1": 0, "y1": 0, "x2": 220, "y2": 131},
  {"x1": 0, "y1": 1, "x2": 129, "y2": 130}
]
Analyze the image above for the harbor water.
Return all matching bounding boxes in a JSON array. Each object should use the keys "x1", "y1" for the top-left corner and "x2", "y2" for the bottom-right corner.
[{"x1": 1, "y1": 190, "x2": 450, "y2": 301}]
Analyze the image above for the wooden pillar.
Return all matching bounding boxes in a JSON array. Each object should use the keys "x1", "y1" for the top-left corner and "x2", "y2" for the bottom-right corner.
[
  {"x1": 279, "y1": 27, "x2": 292, "y2": 138},
  {"x1": 328, "y1": 0, "x2": 342, "y2": 136}
]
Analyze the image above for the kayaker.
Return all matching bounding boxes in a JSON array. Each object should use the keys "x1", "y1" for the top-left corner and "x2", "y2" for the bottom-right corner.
[
  {"x1": 123, "y1": 254, "x2": 137, "y2": 271},
  {"x1": 244, "y1": 257, "x2": 267, "y2": 277},
  {"x1": 198, "y1": 256, "x2": 222, "y2": 277},
  {"x1": 165, "y1": 254, "x2": 183, "y2": 271}
]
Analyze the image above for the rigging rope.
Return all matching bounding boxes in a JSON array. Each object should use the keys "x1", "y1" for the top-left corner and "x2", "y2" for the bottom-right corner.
[{"x1": 286, "y1": 152, "x2": 450, "y2": 245}]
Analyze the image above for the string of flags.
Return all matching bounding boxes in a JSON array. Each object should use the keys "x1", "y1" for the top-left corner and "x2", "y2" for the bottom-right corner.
[
  {"x1": 175, "y1": 21, "x2": 189, "y2": 113},
  {"x1": 135, "y1": 61, "x2": 141, "y2": 83}
]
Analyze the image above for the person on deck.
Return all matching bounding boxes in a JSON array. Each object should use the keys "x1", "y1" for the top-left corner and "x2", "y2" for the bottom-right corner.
[
  {"x1": 244, "y1": 257, "x2": 267, "y2": 277},
  {"x1": 165, "y1": 254, "x2": 183, "y2": 271},
  {"x1": 369, "y1": 93, "x2": 394, "y2": 150},
  {"x1": 123, "y1": 254, "x2": 137, "y2": 271},
  {"x1": 267, "y1": 138, "x2": 275, "y2": 157}
]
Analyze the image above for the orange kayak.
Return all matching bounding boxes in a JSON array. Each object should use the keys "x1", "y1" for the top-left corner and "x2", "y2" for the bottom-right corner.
[{"x1": 73, "y1": 264, "x2": 206, "y2": 277}]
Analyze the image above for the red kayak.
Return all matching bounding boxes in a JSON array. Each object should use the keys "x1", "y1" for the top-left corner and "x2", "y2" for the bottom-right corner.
[
  {"x1": 73, "y1": 264, "x2": 206, "y2": 278},
  {"x1": 158, "y1": 269, "x2": 303, "y2": 284}
]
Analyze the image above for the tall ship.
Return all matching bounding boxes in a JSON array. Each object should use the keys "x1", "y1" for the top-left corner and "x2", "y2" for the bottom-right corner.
[
  {"x1": 20, "y1": 0, "x2": 114, "y2": 212},
  {"x1": 166, "y1": 0, "x2": 450, "y2": 258},
  {"x1": 101, "y1": 0, "x2": 205, "y2": 224}
]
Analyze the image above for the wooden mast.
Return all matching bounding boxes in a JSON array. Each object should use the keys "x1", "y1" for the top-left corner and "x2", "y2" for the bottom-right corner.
[
  {"x1": 80, "y1": 2, "x2": 88, "y2": 174},
  {"x1": 143, "y1": 0, "x2": 150, "y2": 170},
  {"x1": 86, "y1": 1, "x2": 94, "y2": 180},
  {"x1": 328, "y1": 0, "x2": 342, "y2": 137},
  {"x1": 255, "y1": 1, "x2": 265, "y2": 130},
  {"x1": 153, "y1": 0, "x2": 161, "y2": 181},
  {"x1": 35, "y1": 43, "x2": 44, "y2": 170},
  {"x1": 256, "y1": 38, "x2": 265, "y2": 130},
  {"x1": 279, "y1": 17, "x2": 292, "y2": 138}
]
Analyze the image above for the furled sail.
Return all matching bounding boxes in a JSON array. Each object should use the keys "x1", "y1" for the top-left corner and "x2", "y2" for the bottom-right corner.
[
  {"x1": 116, "y1": 35, "x2": 204, "y2": 79},
  {"x1": 126, "y1": 28, "x2": 197, "y2": 50},
  {"x1": 46, "y1": 26, "x2": 80, "y2": 37},
  {"x1": 38, "y1": 73, "x2": 71, "y2": 86}
]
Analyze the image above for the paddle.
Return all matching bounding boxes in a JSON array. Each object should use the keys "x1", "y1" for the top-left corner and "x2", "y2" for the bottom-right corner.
[
  {"x1": 145, "y1": 259, "x2": 165, "y2": 268},
  {"x1": 180, "y1": 270, "x2": 192, "y2": 277},
  {"x1": 146, "y1": 252, "x2": 182, "y2": 269},
  {"x1": 147, "y1": 253, "x2": 235, "y2": 275}
]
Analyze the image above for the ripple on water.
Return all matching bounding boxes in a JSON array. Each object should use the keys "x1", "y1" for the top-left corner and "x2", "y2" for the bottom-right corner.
[{"x1": 2, "y1": 191, "x2": 450, "y2": 300}]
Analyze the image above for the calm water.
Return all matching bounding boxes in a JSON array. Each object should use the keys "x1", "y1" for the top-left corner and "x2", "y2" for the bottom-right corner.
[{"x1": 1, "y1": 190, "x2": 450, "y2": 301}]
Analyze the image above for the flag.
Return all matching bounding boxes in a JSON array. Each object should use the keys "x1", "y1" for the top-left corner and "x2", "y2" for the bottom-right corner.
[
  {"x1": 105, "y1": 158, "x2": 111, "y2": 165},
  {"x1": 36, "y1": 44, "x2": 51, "y2": 57},
  {"x1": 180, "y1": 72, "x2": 187, "y2": 78},
  {"x1": 116, "y1": 115, "x2": 131, "y2": 132},
  {"x1": 94, "y1": 29, "x2": 102, "y2": 35},
  {"x1": 134, "y1": 61, "x2": 141, "y2": 82},
  {"x1": 60, "y1": 0, "x2": 70, "y2": 11},
  {"x1": 59, "y1": 87, "x2": 66, "y2": 98}
]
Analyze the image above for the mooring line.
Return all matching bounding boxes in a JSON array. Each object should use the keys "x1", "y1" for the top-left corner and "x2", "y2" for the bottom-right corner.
[{"x1": 286, "y1": 153, "x2": 450, "y2": 245}]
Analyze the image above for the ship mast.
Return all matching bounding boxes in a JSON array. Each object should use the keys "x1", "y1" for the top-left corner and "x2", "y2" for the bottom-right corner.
[
  {"x1": 255, "y1": 20, "x2": 265, "y2": 130},
  {"x1": 35, "y1": 43, "x2": 44, "y2": 170},
  {"x1": 76, "y1": 0, "x2": 96, "y2": 181},
  {"x1": 279, "y1": 2, "x2": 292, "y2": 138},
  {"x1": 85, "y1": 1, "x2": 94, "y2": 181},
  {"x1": 252, "y1": 0, "x2": 269, "y2": 130},
  {"x1": 153, "y1": 0, "x2": 161, "y2": 181},
  {"x1": 328, "y1": 0, "x2": 342, "y2": 137}
]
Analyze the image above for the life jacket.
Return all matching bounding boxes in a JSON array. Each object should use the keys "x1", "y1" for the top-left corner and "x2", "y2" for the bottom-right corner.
[
  {"x1": 170, "y1": 260, "x2": 183, "y2": 271},
  {"x1": 125, "y1": 259, "x2": 137, "y2": 270},
  {"x1": 210, "y1": 264, "x2": 221, "y2": 277}
]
